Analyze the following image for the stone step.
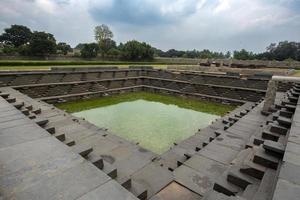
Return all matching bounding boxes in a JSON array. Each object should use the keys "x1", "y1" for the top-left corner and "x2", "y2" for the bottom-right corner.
[
  {"x1": 240, "y1": 110, "x2": 247, "y2": 116},
  {"x1": 54, "y1": 133, "x2": 66, "y2": 142},
  {"x1": 231, "y1": 148, "x2": 252, "y2": 166},
  {"x1": 253, "y1": 147, "x2": 279, "y2": 170},
  {"x1": 117, "y1": 176, "x2": 132, "y2": 190},
  {"x1": 277, "y1": 116, "x2": 292, "y2": 128},
  {"x1": 239, "y1": 149, "x2": 267, "y2": 180},
  {"x1": 272, "y1": 112, "x2": 279, "y2": 121},
  {"x1": 287, "y1": 95, "x2": 298, "y2": 103},
  {"x1": 252, "y1": 169, "x2": 277, "y2": 200},
  {"x1": 34, "y1": 118, "x2": 49, "y2": 127},
  {"x1": 281, "y1": 100, "x2": 296, "y2": 106},
  {"x1": 28, "y1": 114, "x2": 36, "y2": 119},
  {"x1": 202, "y1": 190, "x2": 232, "y2": 200},
  {"x1": 284, "y1": 104, "x2": 296, "y2": 112},
  {"x1": 46, "y1": 126, "x2": 56, "y2": 134},
  {"x1": 0, "y1": 92, "x2": 9, "y2": 98},
  {"x1": 102, "y1": 160, "x2": 117, "y2": 179},
  {"x1": 6, "y1": 97, "x2": 16, "y2": 103},
  {"x1": 229, "y1": 116, "x2": 239, "y2": 122},
  {"x1": 227, "y1": 166, "x2": 259, "y2": 190},
  {"x1": 87, "y1": 153, "x2": 104, "y2": 170},
  {"x1": 279, "y1": 109, "x2": 293, "y2": 118},
  {"x1": 25, "y1": 104, "x2": 33, "y2": 110},
  {"x1": 32, "y1": 108, "x2": 42, "y2": 114},
  {"x1": 21, "y1": 108, "x2": 30, "y2": 116},
  {"x1": 270, "y1": 122, "x2": 288, "y2": 135},
  {"x1": 262, "y1": 130, "x2": 280, "y2": 141},
  {"x1": 12, "y1": 101, "x2": 24, "y2": 109},
  {"x1": 64, "y1": 139, "x2": 75, "y2": 146},
  {"x1": 130, "y1": 181, "x2": 148, "y2": 200},
  {"x1": 263, "y1": 140, "x2": 285, "y2": 156},
  {"x1": 241, "y1": 184, "x2": 259, "y2": 200},
  {"x1": 203, "y1": 190, "x2": 245, "y2": 200},
  {"x1": 72, "y1": 144, "x2": 93, "y2": 158},
  {"x1": 213, "y1": 170, "x2": 243, "y2": 196}
]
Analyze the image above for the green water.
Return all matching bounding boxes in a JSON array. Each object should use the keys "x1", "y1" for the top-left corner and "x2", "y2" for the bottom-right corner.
[{"x1": 73, "y1": 99, "x2": 220, "y2": 154}]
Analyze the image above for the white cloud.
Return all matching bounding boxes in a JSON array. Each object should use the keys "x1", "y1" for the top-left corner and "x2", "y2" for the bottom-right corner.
[{"x1": 0, "y1": 0, "x2": 299, "y2": 51}]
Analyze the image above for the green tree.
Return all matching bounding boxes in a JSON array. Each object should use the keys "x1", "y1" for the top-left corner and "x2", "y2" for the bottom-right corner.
[
  {"x1": 80, "y1": 43, "x2": 99, "y2": 58},
  {"x1": 57, "y1": 42, "x2": 72, "y2": 55},
  {"x1": 0, "y1": 25, "x2": 32, "y2": 47},
  {"x1": 94, "y1": 25, "x2": 115, "y2": 57},
  {"x1": 99, "y1": 38, "x2": 116, "y2": 57},
  {"x1": 120, "y1": 40, "x2": 154, "y2": 60},
  {"x1": 75, "y1": 43, "x2": 85, "y2": 50},
  {"x1": 233, "y1": 49, "x2": 255, "y2": 60},
  {"x1": 94, "y1": 24, "x2": 113, "y2": 42},
  {"x1": 28, "y1": 31, "x2": 56, "y2": 56}
]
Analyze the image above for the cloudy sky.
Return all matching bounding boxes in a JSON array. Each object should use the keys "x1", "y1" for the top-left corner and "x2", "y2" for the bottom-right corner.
[{"x1": 1, "y1": 0, "x2": 300, "y2": 52}]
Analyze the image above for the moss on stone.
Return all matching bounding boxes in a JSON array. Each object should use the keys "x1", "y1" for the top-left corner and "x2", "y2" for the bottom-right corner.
[{"x1": 56, "y1": 92, "x2": 236, "y2": 116}]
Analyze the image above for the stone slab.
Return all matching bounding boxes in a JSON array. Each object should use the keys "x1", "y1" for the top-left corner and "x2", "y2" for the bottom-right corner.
[
  {"x1": 184, "y1": 154, "x2": 228, "y2": 178},
  {"x1": 132, "y1": 162, "x2": 173, "y2": 198},
  {"x1": 197, "y1": 143, "x2": 239, "y2": 165},
  {"x1": 174, "y1": 165, "x2": 215, "y2": 195},
  {"x1": 77, "y1": 180, "x2": 138, "y2": 200},
  {"x1": 272, "y1": 179, "x2": 300, "y2": 200},
  {"x1": 0, "y1": 123, "x2": 49, "y2": 148},
  {"x1": 149, "y1": 181, "x2": 201, "y2": 200}
]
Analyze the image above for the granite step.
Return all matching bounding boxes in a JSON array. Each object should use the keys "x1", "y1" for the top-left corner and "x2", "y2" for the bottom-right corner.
[
  {"x1": 281, "y1": 100, "x2": 296, "y2": 106},
  {"x1": 34, "y1": 118, "x2": 49, "y2": 127},
  {"x1": 46, "y1": 126, "x2": 56, "y2": 134},
  {"x1": 12, "y1": 101, "x2": 24, "y2": 109},
  {"x1": 87, "y1": 153, "x2": 104, "y2": 170},
  {"x1": 239, "y1": 148, "x2": 267, "y2": 180},
  {"x1": 28, "y1": 114, "x2": 36, "y2": 119},
  {"x1": 213, "y1": 170, "x2": 243, "y2": 196},
  {"x1": 269, "y1": 122, "x2": 288, "y2": 135},
  {"x1": 252, "y1": 169, "x2": 277, "y2": 200},
  {"x1": 279, "y1": 109, "x2": 293, "y2": 118},
  {"x1": 262, "y1": 130, "x2": 280, "y2": 141},
  {"x1": 287, "y1": 95, "x2": 298, "y2": 103},
  {"x1": 253, "y1": 147, "x2": 279, "y2": 170},
  {"x1": 21, "y1": 108, "x2": 30, "y2": 116},
  {"x1": 102, "y1": 160, "x2": 118, "y2": 179},
  {"x1": 203, "y1": 190, "x2": 245, "y2": 200},
  {"x1": 241, "y1": 184, "x2": 259, "y2": 200},
  {"x1": 284, "y1": 104, "x2": 296, "y2": 112},
  {"x1": 263, "y1": 140, "x2": 285, "y2": 156},
  {"x1": 64, "y1": 139, "x2": 75, "y2": 146},
  {"x1": 277, "y1": 116, "x2": 292, "y2": 128},
  {"x1": 0, "y1": 92, "x2": 9, "y2": 98},
  {"x1": 6, "y1": 97, "x2": 16, "y2": 103},
  {"x1": 54, "y1": 133, "x2": 66, "y2": 142},
  {"x1": 130, "y1": 181, "x2": 148, "y2": 200},
  {"x1": 227, "y1": 166, "x2": 259, "y2": 190},
  {"x1": 72, "y1": 144, "x2": 93, "y2": 158},
  {"x1": 25, "y1": 104, "x2": 33, "y2": 110},
  {"x1": 117, "y1": 176, "x2": 132, "y2": 190},
  {"x1": 32, "y1": 108, "x2": 42, "y2": 114}
]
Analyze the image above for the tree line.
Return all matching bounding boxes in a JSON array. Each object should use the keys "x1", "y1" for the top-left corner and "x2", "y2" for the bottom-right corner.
[{"x1": 1, "y1": 24, "x2": 300, "y2": 61}]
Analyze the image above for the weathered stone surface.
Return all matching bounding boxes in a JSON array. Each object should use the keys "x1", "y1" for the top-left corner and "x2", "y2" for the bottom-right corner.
[
  {"x1": 197, "y1": 143, "x2": 239, "y2": 165},
  {"x1": 77, "y1": 180, "x2": 138, "y2": 200},
  {"x1": 149, "y1": 182, "x2": 201, "y2": 200},
  {"x1": 132, "y1": 162, "x2": 173, "y2": 198},
  {"x1": 273, "y1": 179, "x2": 300, "y2": 200}
]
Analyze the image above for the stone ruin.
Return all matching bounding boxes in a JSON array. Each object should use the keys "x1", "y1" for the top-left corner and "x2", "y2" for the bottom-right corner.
[{"x1": 0, "y1": 67, "x2": 300, "y2": 200}]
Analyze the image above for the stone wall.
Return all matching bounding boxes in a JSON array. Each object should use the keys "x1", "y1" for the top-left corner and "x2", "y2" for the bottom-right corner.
[{"x1": 0, "y1": 68, "x2": 293, "y2": 104}]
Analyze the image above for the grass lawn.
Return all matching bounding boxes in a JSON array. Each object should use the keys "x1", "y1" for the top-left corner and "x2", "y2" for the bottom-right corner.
[{"x1": 56, "y1": 92, "x2": 236, "y2": 116}]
